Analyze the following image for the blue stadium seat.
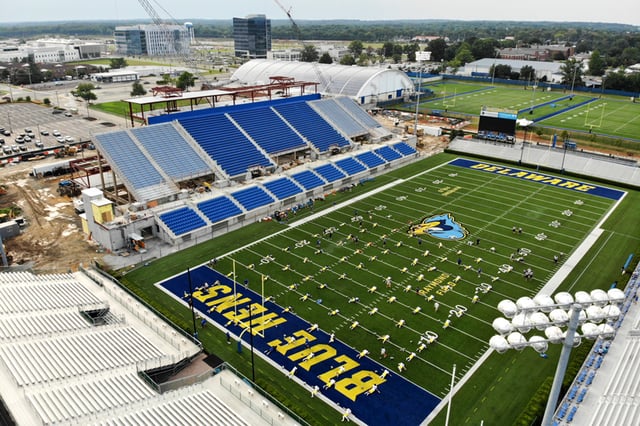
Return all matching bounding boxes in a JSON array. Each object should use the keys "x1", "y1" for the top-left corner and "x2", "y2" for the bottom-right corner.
[
  {"x1": 334, "y1": 97, "x2": 382, "y2": 129},
  {"x1": 290, "y1": 170, "x2": 326, "y2": 190},
  {"x1": 179, "y1": 114, "x2": 273, "y2": 177},
  {"x1": 229, "y1": 108, "x2": 307, "y2": 154},
  {"x1": 586, "y1": 371, "x2": 595, "y2": 386},
  {"x1": 130, "y1": 123, "x2": 211, "y2": 180},
  {"x1": 309, "y1": 98, "x2": 368, "y2": 137},
  {"x1": 231, "y1": 186, "x2": 275, "y2": 211},
  {"x1": 568, "y1": 385, "x2": 579, "y2": 401},
  {"x1": 263, "y1": 177, "x2": 303, "y2": 200},
  {"x1": 274, "y1": 102, "x2": 351, "y2": 153},
  {"x1": 577, "y1": 388, "x2": 587, "y2": 403},
  {"x1": 577, "y1": 370, "x2": 587, "y2": 383},
  {"x1": 95, "y1": 131, "x2": 165, "y2": 190},
  {"x1": 356, "y1": 151, "x2": 386, "y2": 168},
  {"x1": 557, "y1": 402, "x2": 569, "y2": 419},
  {"x1": 393, "y1": 142, "x2": 417, "y2": 156},
  {"x1": 313, "y1": 164, "x2": 346, "y2": 183},
  {"x1": 334, "y1": 157, "x2": 367, "y2": 176},
  {"x1": 197, "y1": 196, "x2": 243, "y2": 224},
  {"x1": 375, "y1": 146, "x2": 403, "y2": 162},
  {"x1": 567, "y1": 406, "x2": 577, "y2": 423},
  {"x1": 159, "y1": 207, "x2": 207, "y2": 236}
]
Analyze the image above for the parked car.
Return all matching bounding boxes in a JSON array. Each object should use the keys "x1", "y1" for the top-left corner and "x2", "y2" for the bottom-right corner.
[
  {"x1": 2, "y1": 130, "x2": 10, "y2": 136},
  {"x1": 23, "y1": 135, "x2": 31, "y2": 142},
  {"x1": 64, "y1": 112, "x2": 73, "y2": 117},
  {"x1": 3, "y1": 146, "x2": 11, "y2": 154},
  {"x1": 19, "y1": 145, "x2": 27, "y2": 152},
  {"x1": 34, "y1": 140, "x2": 44, "y2": 148},
  {"x1": 15, "y1": 137, "x2": 24, "y2": 144},
  {"x1": 0, "y1": 138, "x2": 4, "y2": 145},
  {"x1": 56, "y1": 136, "x2": 65, "y2": 143},
  {"x1": 11, "y1": 145, "x2": 19, "y2": 153},
  {"x1": 52, "y1": 130, "x2": 61, "y2": 136},
  {"x1": 40, "y1": 130, "x2": 49, "y2": 136},
  {"x1": 52, "y1": 109, "x2": 63, "y2": 115},
  {"x1": 64, "y1": 136, "x2": 75, "y2": 143}
]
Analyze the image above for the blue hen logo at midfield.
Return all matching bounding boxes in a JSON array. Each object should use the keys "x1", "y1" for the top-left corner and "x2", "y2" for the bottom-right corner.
[{"x1": 410, "y1": 213, "x2": 468, "y2": 240}]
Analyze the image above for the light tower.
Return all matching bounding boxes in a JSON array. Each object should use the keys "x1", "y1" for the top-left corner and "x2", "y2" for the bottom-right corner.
[{"x1": 489, "y1": 289, "x2": 625, "y2": 426}]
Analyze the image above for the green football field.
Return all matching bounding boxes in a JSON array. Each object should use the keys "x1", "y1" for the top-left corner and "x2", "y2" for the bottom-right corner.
[
  {"x1": 116, "y1": 152, "x2": 640, "y2": 425},
  {"x1": 410, "y1": 81, "x2": 640, "y2": 142},
  {"x1": 421, "y1": 82, "x2": 572, "y2": 117},
  {"x1": 191, "y1": 157, "x2": 623, "y2": 406},
  {"x1": 536, "y1": 98, "x2": 640, "y2": 140}
]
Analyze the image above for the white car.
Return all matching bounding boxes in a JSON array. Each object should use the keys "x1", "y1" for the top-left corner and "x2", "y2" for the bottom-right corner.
[
  {"x1": 56, "y1": 136, "x2": 65, "y2": 143},
  {"x1": 64, "y1": 136, "x2": 75, "y2": 143},
  {"x1": 52, "y1": 130, "x2": 61, "y2": 137}
]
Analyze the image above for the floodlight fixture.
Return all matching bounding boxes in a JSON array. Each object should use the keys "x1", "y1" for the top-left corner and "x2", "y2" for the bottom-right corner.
[{"x1": 489, "y1": 289, "x2": 625, "y2": 426}]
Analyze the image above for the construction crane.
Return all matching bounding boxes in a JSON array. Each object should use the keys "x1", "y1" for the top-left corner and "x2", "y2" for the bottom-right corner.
[
  {"x1": 137, "y1": 0, "x2": 191, "y2": 56},
  {"x1": 273, "y1": 0, "x2": 332, "y2": 93}
]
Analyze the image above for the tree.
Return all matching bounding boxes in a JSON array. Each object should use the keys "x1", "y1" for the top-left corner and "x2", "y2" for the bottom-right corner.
[
  {"x1": 382, "y1": 42, "x2": 395, "y2": 58},
  {"x1": 560, "y1": 58, "x2": 584, "y2": 88},
  {"x1": 520, "y1": 65, "x2": 536, "y2": 82},
  {"x1": 176, "y1": 72, "x2": 196, "y2": 91},
  {"x1": 489, "y1": 64, "x2": 512, "y2": 79},
  {"x1": 300, "y1": 45, "x2": 319, "y2": 62},
  {"x1": 74, "y1": 83, "x2": 97, "y2": 103},
  {"x1": 588, "y1": 50, "x2": 605, "y2": 76},
  {"x1": 356, "y1": 53, "x2": 370, "y2": 66},
  {"x1": 130, "y1": 81, "x2": 147, "y2": 97},
  {"x1": 427, "y1": 38, "x2": 447, "y2": 62},
  {"x1": 340, "y1": 54, "x2": 356, "y2": 66},
  {"x1": 73, "y1": 83, "x2": 97, "y2": 117},
  {"x1": 318, "y1": 52, "x2": 333, "y2": 64},
  {"x1": 109, "y1": 58, "x2": 128, "y2": 69},
  {"x1": 471, "y1": 38, "x2": 499, "y2": 60},
  {"x1": 348, "y1": 40, "x2": 364, "y2": 57},
  {"x1": 454, "y1": 43, "x2": 474, "y2": 66}
]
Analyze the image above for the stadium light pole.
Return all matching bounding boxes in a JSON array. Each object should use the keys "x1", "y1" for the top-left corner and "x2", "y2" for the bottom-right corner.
[
  {"x1": 560, "y1": 142, "x2": 568, "y2": 173},
  {"x1": 186, "y1": 268, "x2": 198, "y2": 339},
  {"x1": 489, "y1": 289, "x2": 624, "y2": 426},
  {"x1": 414, "y1": 62, "x2": 423, "y2": 141},
  {"x1": 570, "y1": 60, "x2": 579, "y2": 95},
  {"x1": 249, "y1": 304, "x2": 256, "y2": 383}
]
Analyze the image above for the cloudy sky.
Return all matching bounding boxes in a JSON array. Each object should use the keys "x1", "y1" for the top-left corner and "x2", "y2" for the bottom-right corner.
[{"x1": 2, "y1": 0, "x2": 639, "y2": 25}]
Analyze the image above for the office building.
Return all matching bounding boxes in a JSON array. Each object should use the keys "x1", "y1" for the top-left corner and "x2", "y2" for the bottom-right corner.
[{"x1": 233, "y1": 15, "x2": 271, "y2": 59}]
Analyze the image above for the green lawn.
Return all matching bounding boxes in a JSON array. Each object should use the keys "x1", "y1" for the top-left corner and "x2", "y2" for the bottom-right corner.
[
  {"x1": 537, "y1": 98, "x2": 640, "y2": 140},
  {"x1": 421, "y1": 83, "x2": 572, "y2": 117},
  {"x1": 116, "y1": 153, "x2": 639, "y2": 425}
]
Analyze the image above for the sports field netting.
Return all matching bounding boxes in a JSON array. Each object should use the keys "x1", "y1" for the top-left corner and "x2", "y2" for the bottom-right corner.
[{"x1": 158, "y1": 157, "x2": 624, "y2": 425}]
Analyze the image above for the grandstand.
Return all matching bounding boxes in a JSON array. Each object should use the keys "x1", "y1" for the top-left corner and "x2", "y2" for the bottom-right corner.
[
  {"x1": 0, "y1": 270, "x2": 298, "y2": 425},
  {"x1": 87, "y1": 94, "x2": 420, "y2": 252}
]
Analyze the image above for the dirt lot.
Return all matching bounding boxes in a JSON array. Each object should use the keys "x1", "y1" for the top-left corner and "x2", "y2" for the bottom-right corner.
[{"x1": 0, "y1": 159, "x2": 105, "y2": 273}]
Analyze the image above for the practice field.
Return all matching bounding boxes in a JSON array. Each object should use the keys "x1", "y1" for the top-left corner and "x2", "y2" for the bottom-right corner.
[
  {"x1": 157, "y1": 157, "x2": 624, "y2": 425},
  {"x1": 536, "y1": 98, "x2": 640, "y2": 140},
  {"x1": 421, "y1": 82, "x2": 572, "y2": 117}
]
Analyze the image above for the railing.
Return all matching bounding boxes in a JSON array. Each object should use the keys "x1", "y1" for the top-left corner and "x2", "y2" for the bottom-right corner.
[{"x1": 218, "y1": 362, "x2": 309, "y2": 426}]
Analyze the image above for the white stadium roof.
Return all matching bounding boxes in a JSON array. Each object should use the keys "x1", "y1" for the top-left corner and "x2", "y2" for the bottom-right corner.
[{"x1": 232, "y1": 59, "x2": 414, "y2": 102}]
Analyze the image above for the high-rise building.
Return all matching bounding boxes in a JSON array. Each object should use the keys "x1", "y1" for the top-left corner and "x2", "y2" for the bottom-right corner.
[
  {"x1": 233, "y1": 15, "x2": 271, "y2": 59},
  {"x1": 114, "y1": 24, "x2": 193, "y2": 56}
]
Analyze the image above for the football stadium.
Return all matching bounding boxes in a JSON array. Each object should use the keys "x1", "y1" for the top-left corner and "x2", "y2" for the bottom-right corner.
[{"x1": 1, "y1": 75, "x2": 640, "y2": 426}]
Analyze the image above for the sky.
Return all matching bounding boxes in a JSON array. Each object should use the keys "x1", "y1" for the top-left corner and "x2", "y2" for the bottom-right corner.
[{"x1": 1, "y1": 0, "x2": 639, "y2": 26}]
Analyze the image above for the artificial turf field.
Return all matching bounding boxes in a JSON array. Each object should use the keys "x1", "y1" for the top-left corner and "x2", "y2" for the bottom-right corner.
[
  {"x1": 154, "y1": 156, "x2": 628, "y2": 425},
  {"x1": 417, "y1": 81, "x2": 640, "y2": 140}
]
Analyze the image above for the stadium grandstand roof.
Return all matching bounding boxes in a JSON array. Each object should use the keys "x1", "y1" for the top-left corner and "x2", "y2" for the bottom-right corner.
[{"x1": 232, "y1": 59, "x2": 414, "y2": 104}]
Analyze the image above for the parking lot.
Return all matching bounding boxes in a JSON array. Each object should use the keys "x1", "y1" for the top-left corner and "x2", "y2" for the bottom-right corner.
[{"x1": 0, "y1": 102, "x2": 124, "y2": 159}]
